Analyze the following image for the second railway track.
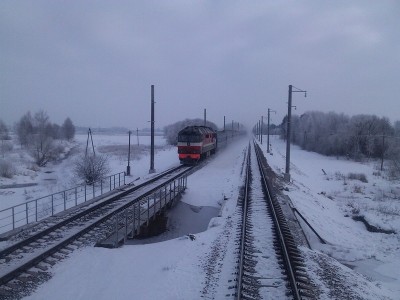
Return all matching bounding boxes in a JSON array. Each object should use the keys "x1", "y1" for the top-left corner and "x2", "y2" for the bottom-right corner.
[{"x1": 0, "y1": 164, "x2": 193, "y2": 298}]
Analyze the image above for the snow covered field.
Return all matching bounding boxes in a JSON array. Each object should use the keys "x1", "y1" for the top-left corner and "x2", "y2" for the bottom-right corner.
[{"x1": 1, "y1": 133, "x2": 399, "y2": 299}]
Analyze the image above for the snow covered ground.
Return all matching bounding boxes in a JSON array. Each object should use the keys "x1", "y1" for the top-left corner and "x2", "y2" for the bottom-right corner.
[{"x1": 1, "y1": 133, "x2": 399, "y2": 299}]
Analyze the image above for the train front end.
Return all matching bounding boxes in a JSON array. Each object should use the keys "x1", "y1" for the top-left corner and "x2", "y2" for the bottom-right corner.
[{"x1": 177, "y1": 126, "x2": 216, "y2": 164}]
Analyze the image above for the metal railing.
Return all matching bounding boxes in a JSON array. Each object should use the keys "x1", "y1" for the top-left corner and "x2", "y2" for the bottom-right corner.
[
  {"x1": 0, "y1": 172, "x2": 125, "y2": 235},
  {"x1": 98, "y1": 175, "x2": 187, "y2": 248}
]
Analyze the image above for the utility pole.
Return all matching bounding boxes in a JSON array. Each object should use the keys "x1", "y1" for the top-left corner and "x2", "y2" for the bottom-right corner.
[
  {"x1": 136, "y1": 128, "x2": 139, "y2": 146},
  {"x1": 204, "y1": 108, "x2": 207, "y2": 126},
  {"x1": 127, "y1": 131, "x2": 131, "y2": 176},
  {"x1": 261, "y1": 116, "x2": 263, "y2": 145},
  {"x1": 232, "y1": 120, "x2": 234, "y2": 138},
  {"x1": 149, "y1": 85, "x2": 156, "y2": 174},
  {"x1": 285, "y1": 85, "x2": 306, "y2": 182},
  {"x1": 267, "y1": 108, "x2": 276, "y2": 153},
  {"x1": 224, "y1": 116, "x2": 226, "y2": 131},
  {"x1": 381, "y1": 133, "x2": 385, "y2": 171},
  {"x1": 85, "y1": 128, "x2": 95, "y2": 158},
  {"x1": 285, "y1": 85, "x2": 293, "y2": 181}
]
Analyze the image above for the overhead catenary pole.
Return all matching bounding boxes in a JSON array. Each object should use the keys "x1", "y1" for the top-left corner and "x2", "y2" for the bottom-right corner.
[
  {"x1": 224, "y1": 116, "x2": 226, "y2": 131},
  {"x1": 267, "y1": 108, "x2": 276, "y2": 153},
  {"x1": 204, "y1": 109, "x2": 207, "y2": 126},
  {"x1": 127, "y1": 131, "x2": 131, "y2": 176},
  {"x1": 285, "y1": 85, "x2": 306, "y2": 182},
  {"x1": 149, "y1": 85, "x2": 155, "y2": 173},
  {"x1": 136, "y1": 128, "x2": 139, "y2": 146},
  {"x1": 261, "y1": 116, "x2": 263, "y2": 145},
  {"x1": 285, "y1": 85, "x2": 293, "y2": 181},
  {"x1": 381, "y1": 133, "x2": 385, "y2": 171},
  {"x1": 267, "y1": 109, "x2": 271, "y2": 152}
]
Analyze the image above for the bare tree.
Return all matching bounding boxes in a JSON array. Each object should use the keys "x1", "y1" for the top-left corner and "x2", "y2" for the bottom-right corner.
[
  {"x1": 16, "y1": 110, "x2": 66, "y2": 166},
  {"x1": 74, "y1": 129, "x2": 109, "y2": 184},
  {"x1": 0, "y1": 119, "x2": 12, "y2": 158},
  {"x1": 74, "y1": 154, "x2": 110, "y2": 184},
  {"x1": 0, "y1": 119, "x2": 10, "y2": 140},
  {"x1": 16, "y1": 111, "x2": 34, "y2": 146},
  {"x1": 29, "y1": 135, "x2": 58, "y2": 167}
]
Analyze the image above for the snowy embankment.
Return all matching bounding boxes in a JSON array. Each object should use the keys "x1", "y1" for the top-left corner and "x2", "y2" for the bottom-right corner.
[
  {"x1": 1, "y1": 133, "x2": 398, "y2": 299},
  {"x1": 261, "y1": 136, "x2": 399, "y2": 299}
]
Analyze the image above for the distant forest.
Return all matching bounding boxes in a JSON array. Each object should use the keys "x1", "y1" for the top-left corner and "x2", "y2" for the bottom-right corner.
[{"x1": 278, "y1": 111, "x2": 400, "y2": 178}]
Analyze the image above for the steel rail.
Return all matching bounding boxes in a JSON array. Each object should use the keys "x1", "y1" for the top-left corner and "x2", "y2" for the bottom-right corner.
[
  {"x1": 253, "y1": 140, "x2": 302, "y2": 300},
  {"x1": 236, "y1": 143, "x2": 251, "y2": 300}
]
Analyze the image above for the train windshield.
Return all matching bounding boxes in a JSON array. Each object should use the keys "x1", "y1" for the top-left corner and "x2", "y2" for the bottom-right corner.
[{"x1": 178, "y1": 134, "x2": 202, "y2": 142}]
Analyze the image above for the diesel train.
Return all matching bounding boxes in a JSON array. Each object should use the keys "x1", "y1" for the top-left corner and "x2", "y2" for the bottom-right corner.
[{"x1": 177, "y1": 126, "x2": 217, "y2": 164}]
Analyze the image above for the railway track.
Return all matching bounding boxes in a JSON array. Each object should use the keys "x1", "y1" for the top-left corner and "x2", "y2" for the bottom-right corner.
[
  {"x1": 0, "y1": 165, "x2": 193, "y2": 299},
  {"x1": 235, "y1": 141, "x2": 313, "y2": 299}
]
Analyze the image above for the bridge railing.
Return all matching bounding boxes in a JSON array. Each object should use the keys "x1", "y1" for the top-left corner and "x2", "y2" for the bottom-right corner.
[
  {"x1": 0, "y1": 172, "x2": 125, "y2": 236},
  {"x1": 96, "y1": 175, "x2": 188, "y2": 248}
]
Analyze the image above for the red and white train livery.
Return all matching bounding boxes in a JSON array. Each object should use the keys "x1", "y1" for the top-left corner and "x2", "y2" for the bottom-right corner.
[{"x1": 177, "y1": 126, "x2": 217, "y2": 164}]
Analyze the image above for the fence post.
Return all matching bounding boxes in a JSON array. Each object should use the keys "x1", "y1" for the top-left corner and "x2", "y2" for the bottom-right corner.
[
  {"x1": 115, "y1": 214, "x2": 119, "y2": 246},
  {"x1": 124, "y1": 210, "x2": 128, "y2": 243},
  {"x1": 26, "y1": 203, "x2": 29, "y2": 225},
  {"x1": 147, "y1": 197, "x2": 150, "y2": 225},
  {"x1": 132, "y1": 204, "x2": 136, "y2": 238},
  {"x1": 64, "y1": 191, "x2": 67, "y2": 211},
  {"x1": 169, "y1": 182, "x2": 172, "y2": 202},
  {"x1": 159, "y1": 189, "x2": 162, "y2": 211},
  {"x1": 154, "y1": 193, "x2": 156, "y2": 216},
  {"x1": 164, "y1": 185, "x2": 167, "y2": 206},
  {"x1": 12, "y1": 207, "x2": 15, "y2": 230},
  {"x1": 137, "y1": 201, "x2": 141, "y2": 234}
]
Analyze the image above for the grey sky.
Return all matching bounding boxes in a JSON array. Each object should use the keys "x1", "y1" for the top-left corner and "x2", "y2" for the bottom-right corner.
[{"x1": 1, "y1": 1, "x2": 399, "y2": 130}]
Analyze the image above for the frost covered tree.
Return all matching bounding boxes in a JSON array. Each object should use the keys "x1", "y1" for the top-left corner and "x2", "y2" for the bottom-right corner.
[
  {"x1": 0, "y1": 119, "x2": 12, "y2": 159},
  {"x1": 0, "y1": 119, "x2": 10, "y2": 141},
  {"x1": 62, "y1": 117, "x2": 75, "y2": 140},
  {"x1": 282, "y1": 111, "x2": 395, "y2": 160},
  {"x1": 16, "y1": 111, "x2": 34, "y2": 146},
  {"x1": 16, "y1": 110, "x2": 66, "y2": 166},
  {"x1": 74, "y1": 154, "x2": 110, "y2": 184}
]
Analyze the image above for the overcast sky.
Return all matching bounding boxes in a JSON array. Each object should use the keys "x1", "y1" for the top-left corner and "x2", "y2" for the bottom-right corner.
[{"x1": 1, "y1": 1, "x2": 399, "y2": 130}]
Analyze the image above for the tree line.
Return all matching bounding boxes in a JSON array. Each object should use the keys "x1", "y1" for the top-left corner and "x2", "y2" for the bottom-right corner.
[
  {"x1": 279, "y1": 111, "x2": 400, "y2": 177},
  {"x1": 0, "y1": 110, "x2": 75, "y2": 167}
]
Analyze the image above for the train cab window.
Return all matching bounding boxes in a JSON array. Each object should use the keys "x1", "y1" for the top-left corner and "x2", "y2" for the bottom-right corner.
[{"x1": 178, "y1": 134, "x2": 202, "y2": 143}]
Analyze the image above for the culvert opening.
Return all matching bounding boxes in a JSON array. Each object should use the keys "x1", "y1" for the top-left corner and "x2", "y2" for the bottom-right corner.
[{"x1": 126, "y1": 201, "x2": 219, "y2": 245}]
